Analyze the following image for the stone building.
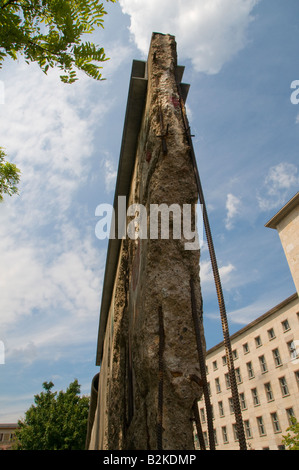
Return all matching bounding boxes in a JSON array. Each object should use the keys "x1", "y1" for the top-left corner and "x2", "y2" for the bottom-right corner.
[
  {"x1": 198, "y1": 192, "x2": 299, "y2": 450},
  {"x1": 0, "y1": 423, "x2": 18, "y2": 450},
  {"x1": 87, "y1": 33, "x2": 206, "y2": 450}
]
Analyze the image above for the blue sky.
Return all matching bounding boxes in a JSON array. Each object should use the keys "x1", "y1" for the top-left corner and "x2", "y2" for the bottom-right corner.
[{"x1": 0, "y1": 0, "x2": 299, "y2": 423}]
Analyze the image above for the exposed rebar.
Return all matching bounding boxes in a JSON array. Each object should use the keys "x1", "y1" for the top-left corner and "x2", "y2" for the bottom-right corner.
[
  {"x1": 157, "y1": 305, "x2": 165, "y2": 450},
  {"x1": 190, "y1": 277, "x2": 215, "y2": 450},
  {"x1": 177, "y1": 83, "x2": 247, "y2": 451}
]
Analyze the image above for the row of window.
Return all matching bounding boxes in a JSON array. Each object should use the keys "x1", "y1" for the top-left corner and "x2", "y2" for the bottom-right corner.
[
  {"x1": 199, "y1": 407, "x2": 295, "y2": 448},
  {"x1": 207, "y1": 349, "x2": 299, "y2": 397},
  {"x1": 200, "y1": 375, "x2": 295, "y2": 423},
  {"x1": 0, "y1": 432, "x2": 15, "y2": 442},
  {"x1": 209, "y1": 316, "x2": 297, "y2": 372}
]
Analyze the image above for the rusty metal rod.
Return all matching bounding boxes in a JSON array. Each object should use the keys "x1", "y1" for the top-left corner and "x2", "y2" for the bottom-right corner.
[
  {"x1": 192, "y1": 399, "x2": 206, "y2": 451},
  {"x1": 177, "y1": 85, "x2": 247, "y2": 451},
  {"x1": 190, "y1": 277, "x2": 215, "y2": 450},
  {"x1": 157, "y1": 305, "x2": 165, "y2": 450}
]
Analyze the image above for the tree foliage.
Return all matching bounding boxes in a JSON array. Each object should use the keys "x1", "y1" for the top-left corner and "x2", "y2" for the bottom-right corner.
[
  {"x1": 0, "y1": 0, "x2": 117, "y2": 83},
  {"x1": 0, "y1": 146, "x2": 20, "y2": 202},
  {"x1": 282, "y1": 418, "x2": 299, "y2": 450},
  {"x1": 14, "y1": 380, "x2": 90, "y2": 450}
]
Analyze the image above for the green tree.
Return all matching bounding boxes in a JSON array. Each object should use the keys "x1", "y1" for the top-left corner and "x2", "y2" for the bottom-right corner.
[
  {"x1": 14, "y1": 379, "x2": 90, "y2": 450},
  {"x1": 282, "y1": 418, "x2": 299, "y2": 450},
  {"x1": 0, "y1": 1, "x2": 117, "y2": 201},
  {"x1": 0, "y1": 0, "x2": 117, "y2": 83},
  {"x1": 0, "y1": 146, "x2": 20, "y2": 202}
]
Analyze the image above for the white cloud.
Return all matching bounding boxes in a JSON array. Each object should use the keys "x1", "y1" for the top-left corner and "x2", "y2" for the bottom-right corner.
[
  {"x1": 0, "y1": 62, "x2": 108, "y2": 365},
  {"x1": 119, "y1": 0, "x2": 260, "y2": 74},
  {"x1": 257, "y1": 162, "x2": 299, "y2": 211},
  {"x1": 200, "y1": 260, "x2": 236, "y2": 286},
  {"x1": 103, "y1": 157, "x2": 117, "y2": 192},
  {"x1": 225, "y1": 193, "x2": 241, "y2": 229},
  {"x1": 0, "y1": 229, "x2": 103, "y2": 329}
]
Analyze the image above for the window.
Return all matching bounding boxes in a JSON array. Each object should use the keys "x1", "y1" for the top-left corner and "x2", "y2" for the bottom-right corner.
[
  {"x1": 271, "y1": 412, "x2": 281, "y2": 433},
  {"x1": 264, "y1": 382, "x2": 274, "y2": 402},
  {"x1": 213, "y1": 360, "x2": 218, "y2": 371},
  {"x1": 222, "y1": 355, "x2": 227, "y2": 366},
  {"x1": 279, "y1": 377, "x2": 289, "y2": 397},
  {"x1": 214, "y1": 429, "x2": 218, "y2": 446},
  {"x1": 225, "y1": 372, "x2": 231, "y2": 389},
  {"x1": 246, "y1": 361, "x2": 254, "y2": 379},
  {"x1": 255, "y1": 335, "x2": 262, "y2": 347},
  {"x1": 287, "y1": 340, "x2": 298, "y2": 360},
  {"x1": 282, "y1": 319, "x2": 290, "y2": 332},
  {"x1": 295, "y1": 370, "x2": 299, "y2": 387},
  {"x1": 207, "y1": 382, "x2": 211, "y2": 396},
  {"x1": 232, "y1": 349, "x2": 238, "y2": 360},
  {"x1": 267, "y1": 327, "x2": 275, "y2": 340},
  {"x1": 257, "y1": 416, "x2": 266, "y2": 436},
  {"x1": 286, "y1": 408, "x2": 295, "y2": 425},
  {"x1": 244, "y1": 420, "x2": 252, "y2": 439},
  {"x1": 228, "y1": 397, "x2": 234, "y2": 414},
  {"x1": 200, "y1": 408, "x2": 206, "y2": 423},
  {"x1": 259, "y1": 355, "x2": 268, "y2": 373},
  {"x1": 203, "y1": 431, "x2": 208, "y2": 448},
  {"x1": 218, "y1": 401, "x2": 224, "y2": 417},
  {"x1": 232, "y1": 423, "x2": 239, "y2": 441},
  {"x1": 0, "y1": 433, "x2": 3, "y2": 442},
  {"x1": 273, "y1": 348, "x2": 282, "y2": 367},
  {"x1": 222, "y1": 426, "x2": 229, "y2": 444},
  {"x1": 235, "y1": 367, "x2": 242, "y2": 383},
  {"x1": 215, "y1": 377, "x2": 221, "y2": 393},
  {"x1": 240, "y1": 392, "x2": 247, "y2": 410},
  {"x1": 243, "y1": 343, "x2": 249, "y2": 354},
  {"x1": 251, "y1": 388, "x2": 260, "y2": 406}
]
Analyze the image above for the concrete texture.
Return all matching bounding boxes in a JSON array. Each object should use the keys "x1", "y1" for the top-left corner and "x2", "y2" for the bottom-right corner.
[{"x1": 89, "y1": 33, "x2": 205, "y2": 450}]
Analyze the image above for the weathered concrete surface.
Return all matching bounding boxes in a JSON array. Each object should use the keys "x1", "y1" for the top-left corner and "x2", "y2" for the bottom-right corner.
[{"x1": 89, "y1": 33, "x2": 205, "y2": 450}]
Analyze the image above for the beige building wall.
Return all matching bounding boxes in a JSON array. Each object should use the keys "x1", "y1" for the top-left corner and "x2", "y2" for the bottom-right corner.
[
  {"x1": 0, "y1": 424, "x2": 18, "y2": 450},
  {"x1": 198, "y1": 192, "x2": 299, "y2": 450},
  {"x1": 199, "y1": 294, "x2": 299, "y2": 450},
  {"x1": 266, "y1": 192, "x2": 299, "y2": 295}
]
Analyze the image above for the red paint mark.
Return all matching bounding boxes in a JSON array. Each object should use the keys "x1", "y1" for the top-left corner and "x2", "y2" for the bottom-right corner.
[
  {"x1": 146, "y1": 150, "x2": 152, "y2": 163},
  {"x1": 171, "y1": 95, "x2": 180, "y2": 109}
]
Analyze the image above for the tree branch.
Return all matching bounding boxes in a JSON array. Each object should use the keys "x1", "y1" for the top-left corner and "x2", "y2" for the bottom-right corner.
[{"x1": 1, "y1": 0, "x2": 19, "y2": 10}]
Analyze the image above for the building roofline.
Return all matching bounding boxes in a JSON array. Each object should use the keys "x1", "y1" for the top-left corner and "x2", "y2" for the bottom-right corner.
[
  {"x1": 265, "y1": 191, "x2": 299, "y2": 229},
  {"x1": 0, "y1": 423, "x2": 18, "y2": 428},
  {"x1": 207, "y1": 292, "x2": 298, "y2": 356}
]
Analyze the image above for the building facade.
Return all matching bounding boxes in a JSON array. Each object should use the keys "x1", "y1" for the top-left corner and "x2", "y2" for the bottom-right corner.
[
  {"x1": 0, "y1": 424, "x2": 18, "y2": 450},
  {"x1": 198, "y1": 192, "x2": 299, "y2": 450}
]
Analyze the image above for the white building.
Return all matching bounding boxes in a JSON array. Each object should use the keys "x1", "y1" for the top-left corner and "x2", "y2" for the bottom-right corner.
[{"x1": 198, "y1": 192, "x2": 299, "y2": 450}]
